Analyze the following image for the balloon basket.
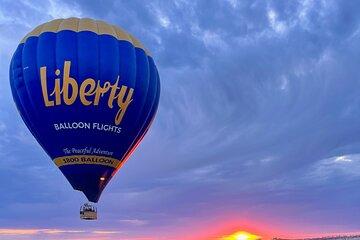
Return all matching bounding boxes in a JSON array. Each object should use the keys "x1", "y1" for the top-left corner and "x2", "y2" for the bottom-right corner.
[{"x1": 80, "y1": 202, "x2": 97, "y2": 220}]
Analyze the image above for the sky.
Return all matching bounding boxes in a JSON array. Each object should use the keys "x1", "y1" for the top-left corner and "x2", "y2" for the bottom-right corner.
[{"x1": 1, "y1": 0, "x2": 360, "y2": 239}]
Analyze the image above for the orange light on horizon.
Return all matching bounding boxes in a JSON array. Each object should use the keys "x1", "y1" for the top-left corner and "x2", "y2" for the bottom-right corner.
[{"x1": 220, "y1": 231, "x2": 262, "y2": 240}]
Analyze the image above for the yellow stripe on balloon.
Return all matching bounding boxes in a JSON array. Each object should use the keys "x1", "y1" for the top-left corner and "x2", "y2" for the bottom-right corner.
[
  {"x1": 54, "y1": 155, "x2": 121, "y2": 168},
  {"x1": 20, "y1": 18, "x2": 151, "y2": 56}
]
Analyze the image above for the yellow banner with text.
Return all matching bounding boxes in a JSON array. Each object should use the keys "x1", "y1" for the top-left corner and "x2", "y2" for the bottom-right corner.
[{"x1": 54, "y1": 155, "x2": 121, "y2": 168}]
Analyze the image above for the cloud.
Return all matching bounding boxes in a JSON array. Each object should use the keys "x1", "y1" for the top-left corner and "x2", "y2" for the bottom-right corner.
[
  {"x1": 0, "y1": 122, "x2": 6, "y2": 132},
  {"x1": 0, "y1": 229, "x2": 39, "y2": 235},
  {"x1": 0, "y1": 228, "x2": 154, "y2": 240},
  {"x1": 118, "y1": 219, "x2": 149, "y2": 226},
  {"x1": 47, "y1": 0, "x2": 83, "y2": 19},
  {"x1": 92, "y1": 230, "x2": 122, "y2": 234},
  {"x1": 1, "y1": 0, "x2": 360, "y2": 238},
  {"x1": 307, "y1": 154, "x2": 360, "y2": 181},
  {"x1": 334, "y1": 155, "x2": 352, "y2": 163}
]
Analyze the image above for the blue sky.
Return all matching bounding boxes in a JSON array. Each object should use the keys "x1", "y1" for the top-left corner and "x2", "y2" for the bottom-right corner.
[{"x1": 1, "y1": 0, "x2": 360, "y2": 239}]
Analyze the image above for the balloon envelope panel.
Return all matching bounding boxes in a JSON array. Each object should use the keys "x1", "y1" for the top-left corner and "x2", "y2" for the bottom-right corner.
[{"x1": 9, "y1": 18, "x2": 160, "y2": 202}]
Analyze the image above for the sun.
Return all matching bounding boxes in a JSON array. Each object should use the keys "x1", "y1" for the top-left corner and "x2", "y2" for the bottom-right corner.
[{"x1": 220, "y1": 231, "x2": 262, "y2": 240}]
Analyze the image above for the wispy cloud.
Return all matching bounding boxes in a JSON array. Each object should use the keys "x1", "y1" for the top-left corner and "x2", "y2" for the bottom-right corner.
[
  {"x1": 0, "y1": 228, "x2": 154, "y2": 240},
  {"x1": 118, "y1": 219, "x2": 149, "y2": 226},
  {"x1": 92, "y1": 230, "x2": 122, "y2": 234}
]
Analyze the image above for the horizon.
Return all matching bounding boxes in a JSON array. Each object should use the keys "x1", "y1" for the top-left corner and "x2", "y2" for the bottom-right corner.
[{"x1": 1, "y1": 0, "x2": 360, "y2": 239}]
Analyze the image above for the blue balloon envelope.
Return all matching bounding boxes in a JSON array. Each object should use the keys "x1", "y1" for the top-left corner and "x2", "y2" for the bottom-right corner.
[{"x1": 9, "y1": 18, "x2": 160, "y2": 203}]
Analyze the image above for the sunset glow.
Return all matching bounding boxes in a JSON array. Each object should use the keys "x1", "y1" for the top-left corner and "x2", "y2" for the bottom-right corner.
[{"x1": 220, "y1": 231, "x2": 261, "y2": 240}]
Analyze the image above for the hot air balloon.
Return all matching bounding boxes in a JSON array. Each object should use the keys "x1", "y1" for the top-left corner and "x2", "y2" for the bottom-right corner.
[{"x1": 9, "y1": 18, "x2": 160, "y2": 220}]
